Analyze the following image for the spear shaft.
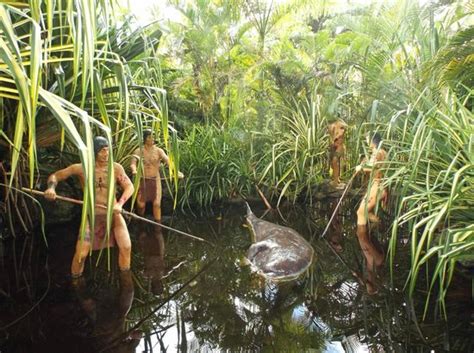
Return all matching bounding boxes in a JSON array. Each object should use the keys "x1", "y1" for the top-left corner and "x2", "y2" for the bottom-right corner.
[{"x1": 21, "y1": 188, "x2": 208, "y2": 243}]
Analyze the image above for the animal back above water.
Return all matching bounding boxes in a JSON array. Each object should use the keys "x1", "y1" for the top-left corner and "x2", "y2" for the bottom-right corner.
[{"x1": 245, "y1": 204, "x2": 315, "y2": 282}]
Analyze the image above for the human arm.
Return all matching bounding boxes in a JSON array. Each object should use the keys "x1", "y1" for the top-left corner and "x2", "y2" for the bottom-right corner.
[
  {"x1": 157, "y1": 147, "x2": 170, "y2": 166},
  {"x1": 114, "y1": 163, "x2": 134, "y2": 213},
  {"x1": 158, "y1": 148, "x2": 184, "y2": 179},
  {"x1": 328, "y1": 123, "x2": 336, "y2": 143},
  {"x1": 355, "y1": 156, "x2": 367, "y2": 174},
  {"x1": 356, "y1": 164, "x2": 374, "y2": 174},
  {"x1": 360, "y1": 165, "x2": 374, "y2": 173},
  {"x1": 356, "y1": 150, "x2": 386, "y2": 173},
  {"x1": 130, "y1": 149, "x2": 140, "y2": 175},
  {"x1": 44, "y1": 164, "x2": 82, "y2": 200}
]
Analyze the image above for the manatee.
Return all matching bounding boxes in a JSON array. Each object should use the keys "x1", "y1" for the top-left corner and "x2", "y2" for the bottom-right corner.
[{"x1": 245, "y1": 203, "x2": 315, "y2": 282}]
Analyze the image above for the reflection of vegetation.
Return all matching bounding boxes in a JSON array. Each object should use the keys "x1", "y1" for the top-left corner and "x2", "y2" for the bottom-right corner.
[
  {"x1": 180, "y1": 269, "x2": 326, "y2": 351},
  {"x1": 1, "y1": 206, "x2": 471, "y2": 351},
  {"x1": 270, "y1": 317, "x2": 326, "y2": 353},
  {"x1": 127, "y1": 205, "x2": 470, "y2": 352},
  {"x1": 128, "y1": 209, "x2": 327, "y2": 351},
  {"x1": 299, "y1": 205, "x2": 472, "y2": 352},
  {"x1": 1, "y1": 0, "x2": 472, "y2": 346},
  {"x1": 155, "y1": 0, "x2": 473, "y2": 310}
]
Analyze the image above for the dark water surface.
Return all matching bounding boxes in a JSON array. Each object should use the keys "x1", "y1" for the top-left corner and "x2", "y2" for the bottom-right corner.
[{"x1": 0, "y1": 201, "x2": 472, "y2": 352}]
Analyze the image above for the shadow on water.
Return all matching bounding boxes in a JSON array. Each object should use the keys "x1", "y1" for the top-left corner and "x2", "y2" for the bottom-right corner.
[{"x1": 0, "y1": 201, "x2": 472, "y2": 352}]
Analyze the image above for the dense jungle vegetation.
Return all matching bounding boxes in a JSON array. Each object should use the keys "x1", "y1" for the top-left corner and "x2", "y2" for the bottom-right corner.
[{"x1": 0, "y1": 0, "x2": 472, "y2": 314}]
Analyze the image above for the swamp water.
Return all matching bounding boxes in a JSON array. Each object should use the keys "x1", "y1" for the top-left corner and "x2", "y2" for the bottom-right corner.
[{"x1": 0, "y1": 201, "x2": 472, "y2": 353}]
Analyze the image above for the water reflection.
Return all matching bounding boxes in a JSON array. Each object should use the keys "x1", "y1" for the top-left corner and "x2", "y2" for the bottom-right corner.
[
  {"x1": 137, "y1": 224, "x2": 165, "y2": 295},
  {"x1": 356, "y1": 225, "x2": 385, "y2": 295},
  {"x1": 0, "y1": 203, "x2": 472, "y2": 352},
  {"x1": 72, "y1": 270, "x2": 141, "y2": 352},
  {"x1": 326, "y1": 200, "x2": 344, "y2": 253}
]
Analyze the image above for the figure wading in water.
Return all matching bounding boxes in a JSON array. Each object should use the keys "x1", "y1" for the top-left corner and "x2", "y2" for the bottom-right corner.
[
  {"x1": 130, "y1": 129, "x2": 183, "y2": 221},
  {"x1": 45, "y1": 137, "x2": 134, "y2": 277},
  {"x1": 356, "y1": 132, "x2": 387, "y2": 225}
]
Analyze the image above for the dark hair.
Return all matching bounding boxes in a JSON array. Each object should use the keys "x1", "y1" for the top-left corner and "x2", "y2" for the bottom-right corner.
[
  {"x1": 93, "y1": 136, "x2": 108, "y2": 156},
  {"x1": 143, "y1": 129, "x2": 153, "y2": 141},
  {"x1": 369, "y1": 132, "x2": 382, "y2": 147}
]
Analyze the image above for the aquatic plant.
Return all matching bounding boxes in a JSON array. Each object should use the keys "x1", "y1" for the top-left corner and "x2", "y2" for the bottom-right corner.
[
  {"x1": 0, "y1": 0, "x2": 471, "y2": 318},
  {"x1": 177, "y1": 124, "x2": 256, "y2": 210},
  {"x1": 0, "y1": 1, "x2": 175, "y2": 236},
  {"x1": 384, "y1": 90, "x2": 473, "y2": 317}
]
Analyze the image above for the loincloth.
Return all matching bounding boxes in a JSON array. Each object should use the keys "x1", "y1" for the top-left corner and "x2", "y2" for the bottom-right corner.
[
  {"x1": 329, "y1": 144, "x2": 345, "y2": 159},
  {"x1": 83, "y1": 214, "x2": 117, "y2": 250},
  {"x1": 138, "y1": 177, "x2": 158, "y2": 203}
]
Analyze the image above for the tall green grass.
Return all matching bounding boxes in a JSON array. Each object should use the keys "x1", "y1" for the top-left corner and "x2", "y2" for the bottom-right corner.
[
  {"x1": 258, "y1": 89, "x2": 332, "y2": 206},
  {"x1": 0, "y1": 2, "x2": 177, "y2": 236},
  {"x1": 177, "y1": 124, "x2": 255, "y2": 210},
  {"x1": 384, "y1": 90, "x2": 473, "y2": 317}
]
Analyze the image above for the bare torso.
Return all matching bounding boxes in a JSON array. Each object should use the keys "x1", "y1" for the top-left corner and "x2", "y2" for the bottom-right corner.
[
  {"x1": 328, "y1": 121, "x2": 347, "y2": 156},
  {"x1": 331, "y1": 137, "x2": 346, "y2": 155},
  {"x1": 68, "y1": 162, "x2": 130, "y2": 213},
  {"x1": 367, "y1": 149, "x2": 386, "y2": 180},
  {"x1": 133, "y1": 146, "x2": 168, "y2": 179},
  {"x1": 45, "y1": 150, "x2": 134, "y2": 274}
]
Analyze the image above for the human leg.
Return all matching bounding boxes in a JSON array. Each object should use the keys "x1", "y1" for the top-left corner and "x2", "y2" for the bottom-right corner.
[
  {"x1": 357, "y1": 182, "x2": 380, "y2": 225},
  {"x1": 356, "y1": 225, "x2": 384, "y2": 267},
  {"x1": 136, "y1": 188, "x2": 146, "y2": 216},
  {"x1": 357, "y1": 192, "x2": 369, "y2": 225},
  {"x1": 114, "y1": 214, "x2": 132, "y2": 271},
  {"x1": 152, "y1": 179, "x2": 162, "y2": 221},
  {"x1": 356, "y1": 225, "x2": 384, "y2": 295},
  {"x1": 367, "y1": 182, "x2": 383, "y2": 223},
  {"x1": 71, "y1": 235, "x2": 92, "y2": 277},
  {"x1": 330, "y1": 155, "x2": 340, "y2": 185}
]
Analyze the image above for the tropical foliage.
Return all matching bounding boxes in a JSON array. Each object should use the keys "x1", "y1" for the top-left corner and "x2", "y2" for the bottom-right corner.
[
  {"x1": 1, "y1": 0, "x2": 473, "y2": 320},
  {"x1": 155, "y1": 0, "x2": 473, "y2": 310},
  {"x1": 0, "y1": 1, "x2": 176, "y2": 236}
]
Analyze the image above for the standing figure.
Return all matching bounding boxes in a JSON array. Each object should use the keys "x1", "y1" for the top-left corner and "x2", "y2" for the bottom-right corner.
[
  {"x1": 356, "y1": 132, "x2": 387, "y2": 225},
  {"x1": 130, "y1": 129, "x2": 183, "y2": 221},
  {"x1": 328, "y1": 119, "x2": 348, "y2": 188},
  {"x1": 45, "y1": 136, "x2": 134, "y2": 277}
]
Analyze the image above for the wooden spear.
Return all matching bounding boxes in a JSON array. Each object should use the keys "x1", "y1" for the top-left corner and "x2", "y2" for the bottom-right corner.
[{"x1": 21, "y1": 188, "x2": 208, "y2": 244}]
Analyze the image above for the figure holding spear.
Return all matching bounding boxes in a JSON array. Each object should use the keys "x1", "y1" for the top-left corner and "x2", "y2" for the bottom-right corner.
[{"x1": 44, "y1": 136, "x2": 134, "y2": 278}]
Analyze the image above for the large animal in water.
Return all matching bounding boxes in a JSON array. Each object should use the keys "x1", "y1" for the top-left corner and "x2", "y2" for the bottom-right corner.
[{"x1": 245, "y1": 203, "x2": 315, "y2": 282}]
